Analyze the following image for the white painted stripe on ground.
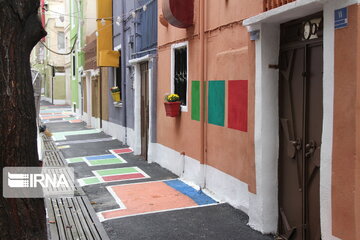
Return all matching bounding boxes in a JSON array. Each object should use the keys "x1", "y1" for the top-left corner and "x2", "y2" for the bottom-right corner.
[
  {"x1": 97, "y1": 203, "x2": 222, "y2": 222},
  {"x1": 55, "y1": 137, "x2": 115, "y2": 145},
  {"x1": 100, "y1": 178, "x2": 177, "y2": 188},
  {"x1": 106, "y1": 186, "x2": 127, "y2": 210}
]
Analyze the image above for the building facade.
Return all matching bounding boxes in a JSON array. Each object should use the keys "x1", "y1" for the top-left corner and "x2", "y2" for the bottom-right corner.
[
  {"x1": 70, "y1": 0, "x2": 84, "y2": 112},
  {"x1": 81, "y1": 0, "x2": 102, "y2": 128},
  {"x1": 154, "y1": 0, "x2": 360, "y2": 240},
  {"x1": 96, "y1": 0, "x2": 158, "y2": 159},
  {"x1": 36, "y1": 0, "x2": 67, "y2": 104}
]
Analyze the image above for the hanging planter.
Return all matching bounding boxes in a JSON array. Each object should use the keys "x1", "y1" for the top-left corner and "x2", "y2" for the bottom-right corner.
[
  {"x1": 164, "y1": 93, "x2": 181, "y2": 117},
  {"x1": 110, "y1": 87, "x2": 121, "y2": 102}
]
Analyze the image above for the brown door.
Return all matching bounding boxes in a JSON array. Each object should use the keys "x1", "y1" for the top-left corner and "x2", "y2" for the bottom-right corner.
[
  {"x1": 140, "y1": 62, "x2": 149, "y2": 160},
  {"x1": 278, "y1": 13, "x2": 323, "y2": 240}
]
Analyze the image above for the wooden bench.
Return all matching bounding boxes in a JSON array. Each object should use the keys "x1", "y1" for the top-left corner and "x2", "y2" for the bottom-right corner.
[{"x1": 42, "y1": 135, "x2": 109, "y2": 240}]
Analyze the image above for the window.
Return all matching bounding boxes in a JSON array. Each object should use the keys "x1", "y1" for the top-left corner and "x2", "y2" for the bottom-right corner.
[
  {"x1": 113, "y1": 54, "x2": 122, "y2": 102},
  {"x1": 71, "y1": 0, "x2": 75, "y2": 28},
  {"x1": 72, "y1": 52, "x2": 76, "y2": 77},
  {"x1": 58, "y1": 32, "x2": 65, "y2": 50},
  {"x1": 172, "y1": 43, "x2": 188, "y2": 107}
]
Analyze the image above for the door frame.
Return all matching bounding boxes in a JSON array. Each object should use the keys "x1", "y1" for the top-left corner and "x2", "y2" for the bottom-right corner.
[
  {"x1": 129, "y1": 54, "x2": 156, "y2": 161},
  {"x1": 140, "y1": 62, "x2": 150, "y2": 160},
  {"x1": 243, "y1": 1, "x2": 344, "y2": 238}
]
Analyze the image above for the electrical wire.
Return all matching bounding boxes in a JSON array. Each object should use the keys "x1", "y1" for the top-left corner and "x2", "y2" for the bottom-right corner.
[
  {"x1": 38, "y1": 0, "x2": 155, "y2": 56},
  {"x1": 42, "y1": 0, "x2": 155, "y2": 21},
  {"x1": 40, "y1": 35, "x2": 78, "y2": 56}
]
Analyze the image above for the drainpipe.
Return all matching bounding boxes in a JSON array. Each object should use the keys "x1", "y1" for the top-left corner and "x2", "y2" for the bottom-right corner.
[
  {"x1": 51, "y1": 66, "x2": 54, "y2": 104},
  {"x1": 121, "y1": 0, "x2": 128, "y2": 144},
  {"x1": 200, "y1": 0, "x2": 207, "y2": 188},
  {"x1": 99, "y1": 68, "x2": 102, "y2": 128}
]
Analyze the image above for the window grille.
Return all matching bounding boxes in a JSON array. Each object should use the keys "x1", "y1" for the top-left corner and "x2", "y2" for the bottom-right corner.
[{"x1": 174, "y1": 47, "x2": 187, "y2": 105}]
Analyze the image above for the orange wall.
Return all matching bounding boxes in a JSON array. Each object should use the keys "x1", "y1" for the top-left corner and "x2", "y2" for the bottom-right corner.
[
  {"x1": 333, "y1": 4, "x2": 359, "y2": 240},
  {"x1": 205, "y1": 25, "x2": 256, "y2": 193},
  {"x1": 157, "y1": 39, "x2": 202, "y2": 160},
  {"x1": 157, "y1": 0, "x2": 262, "y2": 193}
]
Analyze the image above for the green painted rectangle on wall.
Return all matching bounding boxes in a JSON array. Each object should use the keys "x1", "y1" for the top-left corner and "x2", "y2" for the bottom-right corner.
[
  {"x1": 191, "y1": 81, "x2": 200, "y2": 121},
  {"x1": 208, "y1": 81, "x2": 225, "y2": 127}
]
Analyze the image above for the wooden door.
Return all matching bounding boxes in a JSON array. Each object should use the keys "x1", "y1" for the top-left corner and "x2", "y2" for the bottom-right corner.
[
  {"x1": 140, "y1": 62, "x2": 149, "y2": 160},
  {"x1": 278, "y1": 13, "x2": 323, "y2": 240}
]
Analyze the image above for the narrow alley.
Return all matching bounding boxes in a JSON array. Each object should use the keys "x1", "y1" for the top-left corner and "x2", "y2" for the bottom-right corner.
[{"x1": 41, "y1": 102, "x2": 273, "y2": 240}]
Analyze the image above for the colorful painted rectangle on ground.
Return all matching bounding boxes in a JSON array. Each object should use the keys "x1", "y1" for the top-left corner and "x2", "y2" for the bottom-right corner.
[
  {"x1": 52, "y1": 129, "x2": 102, "y2": 141},
  {"x1": 58, "y1": 145, "x2": 70, "y2": 149},
  {"x1": 66, "y1": 153, "x2": 127, "y2": 166},
  {"x1": 69, "y1": 119, "x2": 83, "y2": 123},
  {"x1": 41, "y1": 115, "x2": 72, "y2": 120},
  {"x1": 109, "y1": 148, "x2": 133, "y2": 156},
  {"x1": 40, "y1": 112, "x2": 64, "y2": 115},
  {"x1": 97, "y1": 179, "x2": 218, "y2": 221},
  {"x1": 62, "y1": 117, "x2": 76, "y2": 121},
  {"x1": 228, "y1": 80, "x2": 248, "y2": 132},
  {"x1": 78, "y1": 167, "x2": 149, "y2": 186}
]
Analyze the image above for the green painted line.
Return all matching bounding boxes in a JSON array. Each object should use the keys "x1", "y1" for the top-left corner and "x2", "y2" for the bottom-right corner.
[
  {"x1": 208, "y1": 81, "x2": 225, "y2": 127},
  {"x1": 67, "y1": 157, "x2": 84, "y2": 163},
  {"x1": 89, "y1": 158, "x2": 125, "y2": 166},
  {"x1": 52, "y1": 129, "x2": 102, "y2": 141},
  {"x1": 63, "y1": 117, "x2": 76, "y2": 121},
  {"x1": 82, "y1": 177, "x2": 101, "y2": 185},
  {"x1": 191, "y1": 81, "x2": 200, "y2": 121},
  {"x1": 96, "y1": 167, "x2": 138, "y2": 177}
]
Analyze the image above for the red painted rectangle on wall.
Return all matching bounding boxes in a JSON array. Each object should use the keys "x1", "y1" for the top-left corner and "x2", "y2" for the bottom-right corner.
[{"x1": 228, "y1": 80, "x2": 248, "y2": 132}]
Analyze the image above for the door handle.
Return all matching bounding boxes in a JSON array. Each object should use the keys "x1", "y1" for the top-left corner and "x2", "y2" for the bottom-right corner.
[
  {"x1": 288, "y1": 139, "x2": 302, "y2": 159},
  {"x1": 305, "y1": 140, "x2": 316, "y2": 158},
  {"x1": 281, "y1": 118, "x2": 301, "y2": 159}
]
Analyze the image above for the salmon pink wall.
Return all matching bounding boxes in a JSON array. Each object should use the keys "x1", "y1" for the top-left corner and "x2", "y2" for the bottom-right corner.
[
  {"x1": 333, "y1": 4, "x2": 359, "y2": 240},
  {"x1": 157, "y1": 39, "x2": 202, "y2": 160},
  {"x1": 206, "y1": 0, "x2": 263, "y2": 31},
  {"x1": 157, "y1": 0, "x2": 262, "y2": 193},
  {"x1": 205, "y1": 25, "x2": 256, "y2": 193}
]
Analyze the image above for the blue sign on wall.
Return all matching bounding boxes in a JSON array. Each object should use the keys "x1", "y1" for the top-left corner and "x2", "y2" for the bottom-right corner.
[{"x1": 335, "y1": 8, "x2": 348, "y2": 29}]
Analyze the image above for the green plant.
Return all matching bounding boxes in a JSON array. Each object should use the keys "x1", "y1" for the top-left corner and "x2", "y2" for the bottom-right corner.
[
  {"x1": 110, "y1": 86, "x2": 120, "y2": 93},
  {"x1": 164, "y1": 93, "x2": 180, "y2": 102}
]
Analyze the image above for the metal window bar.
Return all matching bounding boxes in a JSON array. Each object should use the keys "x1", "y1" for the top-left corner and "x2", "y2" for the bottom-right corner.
[{"x1": 174, "y1": 47, "x2": 187, "y2": 106}]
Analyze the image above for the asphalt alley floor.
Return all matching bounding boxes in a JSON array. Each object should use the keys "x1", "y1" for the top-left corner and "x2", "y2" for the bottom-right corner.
[{"x1": 41, "y1": 102, "x2": 274, "y2": 240}]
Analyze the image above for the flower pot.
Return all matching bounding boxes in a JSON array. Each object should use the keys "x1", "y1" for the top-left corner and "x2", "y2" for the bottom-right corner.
[
  {"x1": 111, "y1": 92, "x2": 121, "y2": 102},
  {"x1": 164, "y1": 102, "x2": 181, "y2": 117}
]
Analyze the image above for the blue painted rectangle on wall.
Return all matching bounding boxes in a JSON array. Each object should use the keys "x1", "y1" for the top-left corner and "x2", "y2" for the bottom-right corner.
[{"x1": 335, "y1": 8, "x2": 348, "y2": 29}]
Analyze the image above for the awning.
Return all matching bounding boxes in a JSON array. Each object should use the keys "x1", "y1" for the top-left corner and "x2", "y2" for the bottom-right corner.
[
  {"x1": 162, "y1": 0, "x2": 194, "y2": 28},
  {"x1": 98, "y1": 50, "x2": 120, "y2": 67}
]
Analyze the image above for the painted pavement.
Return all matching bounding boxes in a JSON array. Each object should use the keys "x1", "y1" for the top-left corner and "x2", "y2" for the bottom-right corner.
[
  {"x1": 40, "y1": 105, "x2": 79, "y2": 123},
  {"x1": 52, "y1": 129, "x2": 102, "y2": 141},
  {"x1": 97, "y1": 179, "x2": 217, "y2": 222},
  {"x1": 78, "y1": 167, "x2": 150, "y2": 186},
  {"x1": 66, "y1": 148, "x2": 133, "y2": 166}
]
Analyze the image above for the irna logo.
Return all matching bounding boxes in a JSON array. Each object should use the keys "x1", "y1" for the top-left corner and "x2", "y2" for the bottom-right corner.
[{"x1": 8, "y1": 172, "x2": 69, "y2": 188}]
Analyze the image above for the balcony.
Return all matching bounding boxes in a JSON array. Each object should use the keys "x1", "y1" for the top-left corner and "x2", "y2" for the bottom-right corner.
[{"x1": 263, "y1": 0, "x2": 296, "y2": 11}]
